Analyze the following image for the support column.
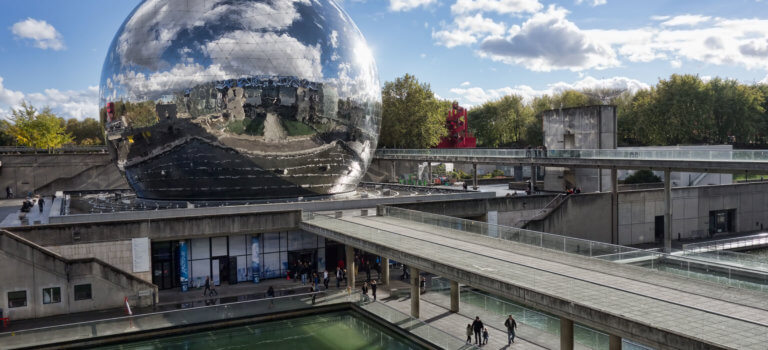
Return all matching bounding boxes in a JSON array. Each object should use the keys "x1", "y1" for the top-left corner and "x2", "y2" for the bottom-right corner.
[
  {"x1": 450, "y1": 280, "x2": 459, "y2": 313},
  {"x1": 609, "y1": 334, "x2": 622, "y2": 350},
  {"x1": 381, "y1": 256, "x2": 390, "y2": 288},
  {"x1": 410, "y1": 267, "x2": 420, "y2": 318},
  {"x1": 472, "y1": 163, "x2": 478, "y2": 190},
  {"x1": 391, "y1": 161, "x2": 397, "y2": 183},
  {"x1": 345, "y1": 245, "x2": 355, "y2": 289},
  {"x1": 611, "y1": 168, "x2": 618, "y2": 244},
  {"x1": 598, "y1": 166, "x2": 603, "y2": 192},
  {"x1": 427, "y1": 162, "x2": 432, "y2": 186},
  {"x1": 560, "y1": 317, "x2": 574, "y2": 350},
  {"x1": 664, "y1": 169, "x2": 672, "y2": 253},
  {"x1": 530, "y1": 165, "x2": 537, "y2": 193}
]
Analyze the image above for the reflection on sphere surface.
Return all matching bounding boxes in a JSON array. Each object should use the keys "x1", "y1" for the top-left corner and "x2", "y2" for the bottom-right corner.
[{"x1": 99, "y1": 0, "x2": 381, "y2": 200}]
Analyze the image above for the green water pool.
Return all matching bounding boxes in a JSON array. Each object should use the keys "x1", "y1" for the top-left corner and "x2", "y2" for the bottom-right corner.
[{"x1": 93, "y1": 311, "x2": 427, "y2": 350}]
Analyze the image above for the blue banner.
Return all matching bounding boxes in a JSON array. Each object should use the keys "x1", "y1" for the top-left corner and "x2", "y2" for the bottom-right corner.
[
  {"x1": 179, "y1": 240, "x2": 189, "y2": 292},
  {"x1": 251, "y1": 236, "x2": 260, "y2": 283}
]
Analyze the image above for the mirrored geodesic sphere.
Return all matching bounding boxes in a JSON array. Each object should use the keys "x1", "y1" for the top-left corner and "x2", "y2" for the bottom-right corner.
[{"x1": 99, "y1": 0, "x2": 381, "y2": 200}]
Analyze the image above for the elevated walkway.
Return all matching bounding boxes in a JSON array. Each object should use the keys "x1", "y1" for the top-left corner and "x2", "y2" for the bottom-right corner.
[
  {"x1": 375, "y1": 148, "x2": 768, "y2": 172},
  {"x1": 300, "y1": 209, "x2": 768, "y2": 349}
]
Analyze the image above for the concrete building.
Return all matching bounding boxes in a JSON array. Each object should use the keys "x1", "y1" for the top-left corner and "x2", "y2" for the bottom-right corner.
[
  {"x1": 0, "y1": 230, "x2": 156, "y2": 320},
  {"x1": 542, "y1": 105, "x2": 617, "y2": 193}
]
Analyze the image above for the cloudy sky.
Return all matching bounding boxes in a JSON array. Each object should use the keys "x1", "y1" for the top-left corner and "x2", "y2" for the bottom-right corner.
[{"x1": 1, "y1": 0, "x2": 768, "y2": 120}]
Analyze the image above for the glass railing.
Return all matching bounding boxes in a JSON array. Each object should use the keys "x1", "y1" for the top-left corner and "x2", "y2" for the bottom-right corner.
[
  {"x1": 375, "y1": 148, "x2": 768, "y2": 162},
  {"x1": 357, "y1": 298, "x2": 474, "y2": 349},
  {"x1": 0, "y1": 291, "x2": 340, "y2": 349},
  {"x1": 375, "y1": 207, "x2": 768, "y2": 292},
  {"x1": 381, "y1": 206, "x2": 657, "y2": 262},
  {"x1": 682, "y1": 233, "x2": 768, "y2": 253},
  {"x1": 428, "y1": 277, "x2": 654, "y2": 350}
]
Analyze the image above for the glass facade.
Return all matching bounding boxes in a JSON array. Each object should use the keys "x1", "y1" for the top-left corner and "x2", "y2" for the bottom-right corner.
[{"x1": 99, "y1": 0, "x2": 381, "y2": 200}]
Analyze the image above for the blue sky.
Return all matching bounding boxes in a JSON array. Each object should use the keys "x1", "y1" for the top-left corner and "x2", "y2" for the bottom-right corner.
[{"x1": 1, "y1": 0, "x2": 767, "y2": 120}]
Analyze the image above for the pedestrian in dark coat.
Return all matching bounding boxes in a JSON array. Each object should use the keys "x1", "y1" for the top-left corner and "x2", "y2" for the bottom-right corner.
[
  {"x1": 472, "y1": 316, "x2": 484, "y2": 345},
  {"x1": 38, "y1": 197, "x2": 45, "y2": 213},
  {"x1": 371, "y1": 280, "x2": 377, "y2": 301}
]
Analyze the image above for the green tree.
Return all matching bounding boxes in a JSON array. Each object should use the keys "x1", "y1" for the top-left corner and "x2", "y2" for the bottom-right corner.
[
  {"x1": 470, "y1": 95, "x2": 532, "y2": 147},
  {"x1": 623, "y1": 170, "x2": 662, "y2": 184},
  {"x1": 66, "y1": 118, "x2": 104, "y2": 145},
  {"x1": 380, "y1": 74, "x2": 447, "y2": 148},
  {"x1": 3, "y1": 101, "x2": 73, "y2": 150}
]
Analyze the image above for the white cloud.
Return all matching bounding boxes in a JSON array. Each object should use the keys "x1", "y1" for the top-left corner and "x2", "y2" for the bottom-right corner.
[
  {"x1": 670, "y1": 59, "x2": 682, "y2": 68},
  {"x1": 420, "y1": 53, "x2": 427, "y2": 58},
  {"x1": 478, "y1": 6, "x2": 619, "y2": 71},
  {"x1": 587, "y1": 16, "x2": 768, "y2": 70},
  {"x1": 433, "y1": 13, "x2": 506, "y2": 48},
  {"x1": 11, "y1": 18, "x2": 65, "y2": 50},
  {"x1": 0, "y1": 76, "x2": 98, "y2": 120},
  {"x1": 451, "y1": 0, "x2": 542, "y2": 15},
  {"x1": 461, "y1": 81, "x2": 471, "y2": 86},
  {"x1": 575, "y1": 0, "x2": 607, "y2": 7},
  {"x1": 450, "y1": 76, "x2": 649, "y2": 105},
  {"x1": 0, "y1": 77, "x2": 25, "y2": 107},
  {"x1": 657, "y1": 14, "x2": 711, "y2": 27},
  {"x1": 389, "y1": 0, "x2": 436, "y2": 11}
]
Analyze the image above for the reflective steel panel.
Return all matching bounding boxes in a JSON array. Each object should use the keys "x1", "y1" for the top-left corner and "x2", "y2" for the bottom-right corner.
[{"x1": 100, "y1": 0, "x2": 381, "y2": 200}]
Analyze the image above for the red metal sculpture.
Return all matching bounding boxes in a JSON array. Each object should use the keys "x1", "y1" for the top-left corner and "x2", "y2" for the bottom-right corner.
[{"x1": 435, "y1": 102, "x2": 476, "y2": 148}]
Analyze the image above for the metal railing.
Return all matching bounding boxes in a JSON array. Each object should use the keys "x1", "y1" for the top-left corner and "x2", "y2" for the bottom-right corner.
[
  {"x1": 0, "y1": 145, "x2": 108, "y2": 154},
  {"x1": 375, "y1": 148, "x2": 768, "y2": 163}
]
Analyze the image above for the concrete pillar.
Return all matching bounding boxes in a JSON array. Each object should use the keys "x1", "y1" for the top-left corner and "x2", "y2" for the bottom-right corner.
[
  {"x1": 427, "y1": 162, "x2": 432, "y2": 186},
  {"x1": 450, "y1": 280, "x2": 459, "y2": 313},
  {"x1": 381, "y1": 256, "x2": 390, "y2": 288},
  {"x1": 609, "y1": 334, "x2": 622, "y2": 350},
  {"x1": 598, "y1": 166, "x2": 602, "y2": 192},
  {"x1": 560, "y1": 317, "x2": 574, "y2": 350},
  {"x1": 611, "y1": 168, "x2": 618, "y2": 244},
  {"x1": 664, "y1": 169, "x2": 672, "y2": 253},
  {"x1": 410, "y1": 267, "x2": 420, "y2": 318},
  {"x1": 472, "y1": 163, "x2": 478, "y2": 190},
  {"x1": 345, "y1": 245, "x2": 355, "y2": 289},
  {"x1": 530, "y1": 165, "x2": 537, "y2": 193},
  {"x1": 391, "y1": 161, "x2": 397, "y2": 183}
]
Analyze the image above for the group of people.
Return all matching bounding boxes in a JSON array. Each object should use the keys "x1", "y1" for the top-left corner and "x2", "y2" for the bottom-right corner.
[
  {"x1": 20, "y1": 195, "x2": 44, "y2": 213},
  {"x1": 466, "y1": 315, "x2": 518, "y2": 346}
]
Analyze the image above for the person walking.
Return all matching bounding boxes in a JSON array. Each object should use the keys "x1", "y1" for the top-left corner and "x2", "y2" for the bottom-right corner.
[
  {"x1": 465, "y1": 324, "x2": 472, "y2": 343},
  {"x1": 202, "y1": 276, "x2": 212, "y2": 296},
  {"x1": 310, "y1": 283, "x2": 317, "y2": 305},
  {"x1": 482, "y1": 327, "x2": 489, "y2": 345},
  {"x1": 371, "y1": 279, "x2": 377, "y2": 301},
  {"x1": 301, "y1": 262, "x2": 308, "y2": 285},
  {"x1": 362, "y1": 281, "x2": 369, "y2": 297},
  {"x1": 420, "y1": 276, "x2": 426, "y2": 294},
  {"x1": 38, "y1": 196, "x2": 45, "y2": 213},
  {"x1": 267, "y1": 285, "x2": 275, "y2": 308},
  {"x1": 6, "y1": 186, "x2": 12, "y2": 199},
  {"x1": 336, "y1": 267, "x2": 342, "y2": 288},
  {"x1": 323, "y1": 269, "x2": 329, "y2": 289},
  {"x1": 504, "y1": 315, "x2": 518, "y2": 345},
  {"x1": 472, "y1": 316, "x2": 484, "y2": 346}
]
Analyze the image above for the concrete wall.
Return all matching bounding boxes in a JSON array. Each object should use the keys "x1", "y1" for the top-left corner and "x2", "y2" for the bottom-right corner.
[
  {"x1": 523, "y1": 182, "x2": 768, "y2": 245},
  {"x1": 0, "y1": 230, "x2": 156, "y2": 320},
  {"x1": 542, "y1": 106, "x2": 616, "y2": 193},
  {"x1": 0, "y1": 153, "x2": 127, "y2": 196},
  {"x1": 389, "y1": 194, "x2": 558, "y2": 219},
  {"x1": 526, "y1": 193, "x2": 613, "y2": 242},
  {"x1": 7, "y1": 210, "x2": 302, "y2": 247},
  {"x1": 618, "y1": 182, "x2": 768, "y2": 245},
  {"x1": 48, "y1": 240, "x2": 151, "y2": 282}
]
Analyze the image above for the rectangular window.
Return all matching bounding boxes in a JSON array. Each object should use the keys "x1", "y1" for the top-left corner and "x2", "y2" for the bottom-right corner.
[
  {"x1": 74, "y1": 284, "x2": 92, "y2": 301},
  {"x1": 42, "y1": 287, "x2": 61, "y2": 304},
  {"x1": 8, "y1": 291, "x2": 27, "y2": 308}
]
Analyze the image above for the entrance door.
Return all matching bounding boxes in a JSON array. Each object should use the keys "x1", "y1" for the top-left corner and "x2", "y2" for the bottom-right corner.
[
  {"x1": 152, "y1": 261, "x2": 173, "y2": 290},
  {"x1": 654, "y1": 216, "x2": 664, "y2": 243},
  {"x1": 217, "y1": 257, "x2": 229, "y2": 286}
]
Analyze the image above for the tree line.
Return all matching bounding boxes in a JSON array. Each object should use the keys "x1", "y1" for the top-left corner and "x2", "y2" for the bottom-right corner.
[
  {"x1": 379, "y1": 73, "x2": 768, "y2": 148},
  {"x1": 0, "y1": 101, "x2": 104, "y2": 149},
  {"x1": 3, "y1": 73, "x2": 766, "y2": 150}
]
